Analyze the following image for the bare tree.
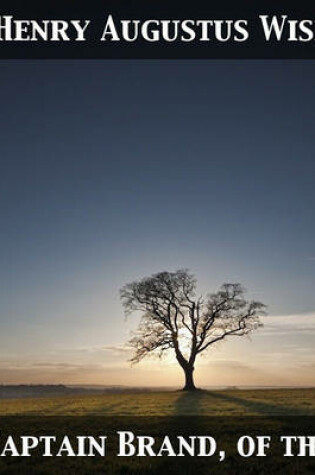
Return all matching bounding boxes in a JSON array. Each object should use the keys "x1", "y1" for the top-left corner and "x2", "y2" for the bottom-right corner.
[{"x1": 120, "y1": 269, "x2": 266, "y2": 391}]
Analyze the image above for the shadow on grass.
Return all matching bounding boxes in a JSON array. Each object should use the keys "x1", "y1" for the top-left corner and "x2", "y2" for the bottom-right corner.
[
  {"x1": 173, "y1": 389, "x2": 312, "y2": 416},
  {"x1": 173, "y1": 390, "x2": 207, "y2": 415}
]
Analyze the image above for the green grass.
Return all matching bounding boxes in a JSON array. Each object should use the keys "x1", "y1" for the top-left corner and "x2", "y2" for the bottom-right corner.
[{"x1": 1, "y1": 388, "x2": 315, "y2": 416}]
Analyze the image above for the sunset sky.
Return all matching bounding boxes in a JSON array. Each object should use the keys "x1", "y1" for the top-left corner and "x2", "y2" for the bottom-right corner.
[{"x1": 0, "y1": 60, "x2": 315, "y2": 387}]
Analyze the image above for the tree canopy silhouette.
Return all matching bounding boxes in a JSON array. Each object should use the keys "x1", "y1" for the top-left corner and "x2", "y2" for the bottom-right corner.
[{"x1": 120, "y1": 269, "x2": 266, "y2": 391}]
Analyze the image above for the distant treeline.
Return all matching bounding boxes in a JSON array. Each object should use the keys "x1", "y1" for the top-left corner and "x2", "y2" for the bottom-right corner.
[
  {"x1": 0, "y1": 385, "x2": 77, "y2": 399},
  {"x1": 0, "y1": 385, "x2": 173, "y2": 399}
]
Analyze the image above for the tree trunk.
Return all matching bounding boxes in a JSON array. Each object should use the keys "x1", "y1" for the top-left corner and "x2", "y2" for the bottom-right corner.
[{"x1": 182, "y1": 365, "x2": 197, "y2": 391}]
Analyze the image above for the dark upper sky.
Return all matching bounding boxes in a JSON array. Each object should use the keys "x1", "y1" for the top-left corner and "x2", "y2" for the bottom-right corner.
[{"x1": 0, "y1": 61, "x2": 315, "y2": 378}]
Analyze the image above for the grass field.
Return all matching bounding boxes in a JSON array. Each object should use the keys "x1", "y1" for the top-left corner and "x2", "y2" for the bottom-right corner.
[
  {"x1": 1, "y1": 389, "x2": 315, "y2": 473},
  {"x1": 1, "y1": 388, "x2": 315, "y2": 416}
]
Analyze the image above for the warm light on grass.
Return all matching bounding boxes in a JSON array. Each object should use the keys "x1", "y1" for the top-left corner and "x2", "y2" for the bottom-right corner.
[{"x1": 1, "y1": 389, "x2": 315, "y2": 416}]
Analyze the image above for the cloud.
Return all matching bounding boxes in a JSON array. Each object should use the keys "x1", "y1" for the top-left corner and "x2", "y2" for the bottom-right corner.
[
  {"x1": 207, "y1": 359, "x2": 253, "y2": 370},
  {"x1": 101, "y1": 345, "x2": 132, "y2": 355},
  {"x1": 0, "y1": 361, "x2": 103, "y2": 371},
  {"x1": 62, "y1": 345, "x2": 132, "y2": 355},
  {"x1": 260, "y1": 312, "x2": 315, "y2": 336}
]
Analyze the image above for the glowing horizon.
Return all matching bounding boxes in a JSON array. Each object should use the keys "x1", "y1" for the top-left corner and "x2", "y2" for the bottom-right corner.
[{"x1": 1, "y1": 313, "x2": 314, "y2": 388}]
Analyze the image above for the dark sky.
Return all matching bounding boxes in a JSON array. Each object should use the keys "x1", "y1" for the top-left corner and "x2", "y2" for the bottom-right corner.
[{"x1": 0, "y1": 61, "x2": 315, "y2": 384}]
